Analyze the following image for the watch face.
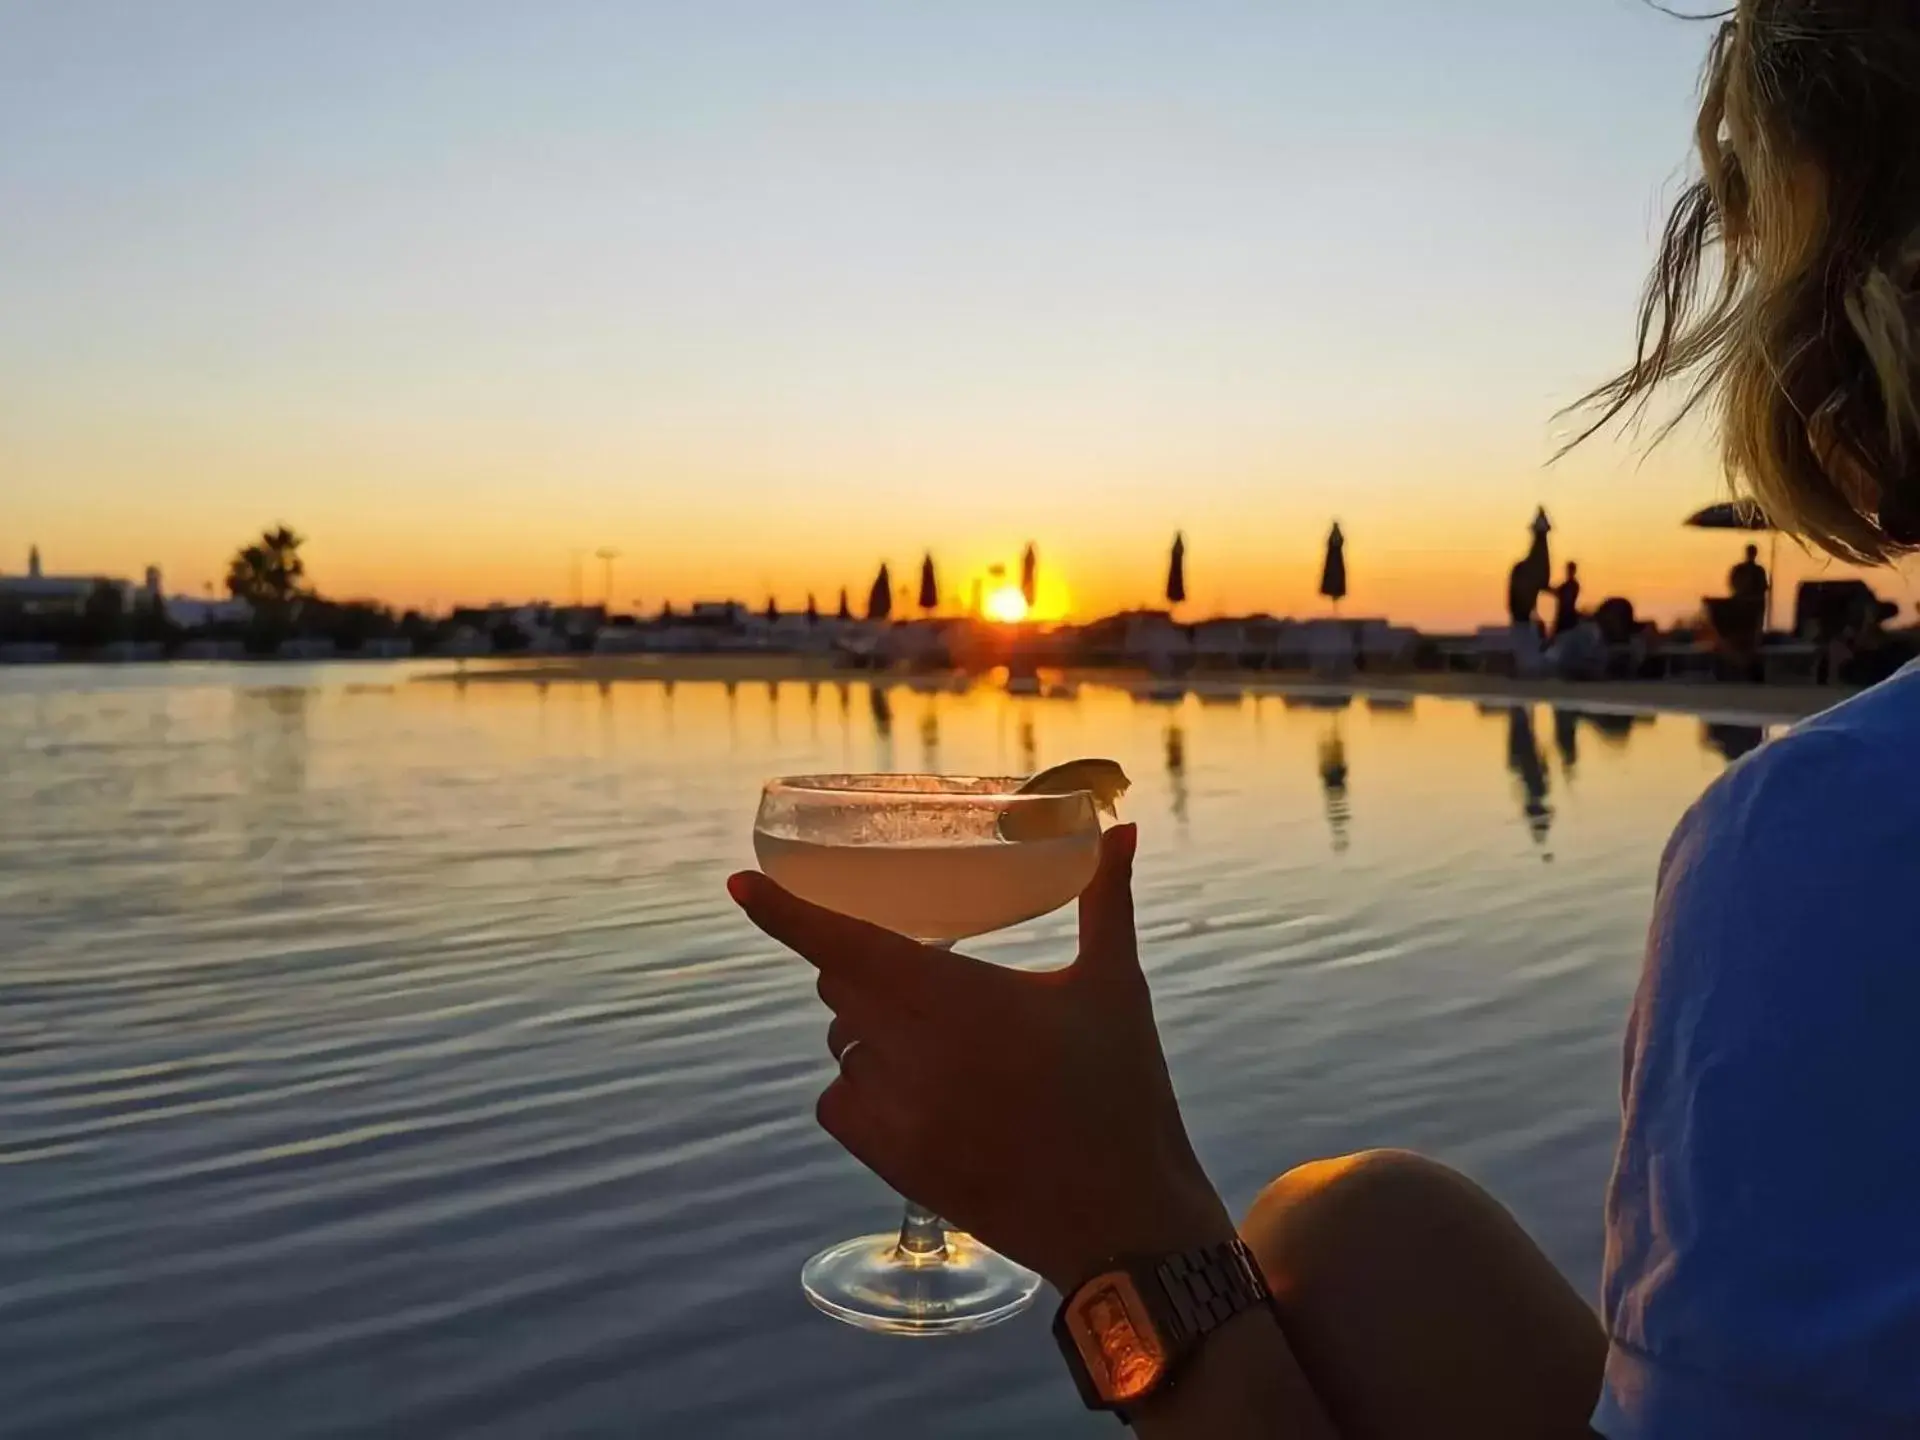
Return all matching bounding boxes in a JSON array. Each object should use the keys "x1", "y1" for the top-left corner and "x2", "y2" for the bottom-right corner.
[{"x1": 1065, "y1": 1272, "x2": 1167, "y2": 1404}]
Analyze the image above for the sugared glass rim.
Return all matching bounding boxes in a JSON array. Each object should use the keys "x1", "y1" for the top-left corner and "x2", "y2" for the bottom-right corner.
[{"x1": 763, "y1": 773, "x2": 1093, "y2": 803}]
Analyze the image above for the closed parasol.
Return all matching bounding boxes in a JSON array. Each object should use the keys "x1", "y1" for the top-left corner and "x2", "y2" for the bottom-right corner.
[
  {"x1": 1319, "y1": 522, "x2": 1347, "y2": 609},
  {"x1": 1165, "y1": 532, "x2": 1187, "y2": 607},
  {"x1": 918, "y1": 553, "x2": 938, "y2": 613}
]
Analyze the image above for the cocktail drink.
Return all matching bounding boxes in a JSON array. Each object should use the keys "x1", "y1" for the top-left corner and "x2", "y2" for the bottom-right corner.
[{"x1": 752, "y1": 774, "x2": 1105, "y2": 1335}]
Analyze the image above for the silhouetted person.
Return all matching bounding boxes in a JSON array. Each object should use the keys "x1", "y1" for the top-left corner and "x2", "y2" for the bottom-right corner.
[
  {"x1": 1710, "y1": 543, "x2": 1770, "y2": 671},
  {"x1": 1730, "y1": 544, "x2": 1769, "y2": 604},
  {"x1": 1551, "y1": 562, "x2": 1582, "y2": 639}
]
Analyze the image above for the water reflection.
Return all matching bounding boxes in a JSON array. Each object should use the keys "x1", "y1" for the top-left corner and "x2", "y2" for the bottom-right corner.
[
  {"x1": 919, "y1": 706, "x2": 940, "y2": 769},
  {"x1": 1505, "y1": 706, "x2": 1553, "y2": 854},
  {"x1": 1283, "y1": 692, "x2": 1354, "y2": 714},
  {"x1": 1553, "y1": 707, "x2": 1580, "y2": 773},
  {"x1": 1702, "y1": 721, "x2": 1767, "y2": 763},
  {"x1": 1585, "y1": 710, "x2": 1651, "y2": 747},
  {"x1": 868, "y1": 685, "x2": 895, "y2": 769},
  {"x1": 1165, "y1": 722, "x2": 1188, "y2": 825},
  {"x1": 1017, "y1": 714, "x2": 1038, "y2": 775},
  {"x1": 1318, "y1": 718, "x2": 1351, "y2": 855},
  {"x1": 235, "y1": 685, "x2": 312, "y2": 798}
]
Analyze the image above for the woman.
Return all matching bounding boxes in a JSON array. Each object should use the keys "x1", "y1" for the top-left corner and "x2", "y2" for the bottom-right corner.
[{"x1": 730, "y1": 5, "x2": 1920, "y2": 1434}]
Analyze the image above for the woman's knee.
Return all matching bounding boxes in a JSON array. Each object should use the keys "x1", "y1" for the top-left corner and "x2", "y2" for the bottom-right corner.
[
  {"x1": 1243, "y1": 1148, "x2": 1470, "y2": 1284},
  {"x1": 1239, "y1": 1151, "x2": 1604, "y2": 1439}
]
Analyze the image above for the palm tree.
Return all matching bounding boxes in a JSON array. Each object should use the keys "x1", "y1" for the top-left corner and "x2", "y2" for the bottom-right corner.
[{"x1": 226, "y1": 525, "x2": 308, "y2": 614}]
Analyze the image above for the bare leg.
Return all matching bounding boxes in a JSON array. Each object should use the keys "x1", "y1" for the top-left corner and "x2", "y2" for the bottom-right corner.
[{"x1": 1241, "y1": 1150, "x2": 1605, "y2": 1440}]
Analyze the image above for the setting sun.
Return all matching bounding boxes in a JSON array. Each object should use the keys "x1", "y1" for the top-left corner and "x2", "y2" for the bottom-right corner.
[{"x1": 983, "y1": 585, "x2": 1031, "y2": 624}]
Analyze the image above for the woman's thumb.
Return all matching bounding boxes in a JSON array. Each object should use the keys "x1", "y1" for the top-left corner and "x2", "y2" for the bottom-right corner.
[{"x1": 1075, "y1": 823, "x2": 1140, "y2": 983}]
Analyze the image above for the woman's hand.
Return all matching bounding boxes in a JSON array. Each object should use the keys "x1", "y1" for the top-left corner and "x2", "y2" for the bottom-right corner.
[{"x1": 728, "y1": 823, "x2": 1235, "y2": 1293}]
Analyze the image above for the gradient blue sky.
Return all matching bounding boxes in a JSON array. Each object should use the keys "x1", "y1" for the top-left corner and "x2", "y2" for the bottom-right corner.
[{"x1": 4, "y1": 0, "x2": 1896, "y2": 624}]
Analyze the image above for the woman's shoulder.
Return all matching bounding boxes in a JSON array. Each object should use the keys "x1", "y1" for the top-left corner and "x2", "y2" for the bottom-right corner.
[
  {"x1": 1667, "y1": 663, "x2": 1920, "y2": 880},
  {"x1": 1607, "y1": 661, "x2": 1920, "y2": 1437},
  {"x1": 1651, "y1": 663, "x2": 1920, "y2": 991}
]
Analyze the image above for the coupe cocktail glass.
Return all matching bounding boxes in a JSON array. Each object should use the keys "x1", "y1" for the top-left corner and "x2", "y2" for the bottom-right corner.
[{"x1": 753, "y1": 774, "x2": 1102, "y2": 1335}]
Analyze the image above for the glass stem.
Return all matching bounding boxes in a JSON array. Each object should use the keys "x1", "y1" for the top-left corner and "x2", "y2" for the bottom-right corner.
[
  {"x1": 894, "y1": 1201, "x2": 951, "y2": 1261},
  {"x1": 889, "y1": 937, "x2": 954, "y2": 1265}
]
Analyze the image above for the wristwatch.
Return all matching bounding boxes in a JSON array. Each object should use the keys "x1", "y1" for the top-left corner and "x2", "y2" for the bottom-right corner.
[{"x1": 1053, "y1": 1237, "x2": 1274, "y2": 1418}]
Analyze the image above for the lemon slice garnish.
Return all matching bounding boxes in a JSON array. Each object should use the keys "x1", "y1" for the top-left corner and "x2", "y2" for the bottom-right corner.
[{"x1": 998, "y1": 758, "x2": 1131, "y2": 840}]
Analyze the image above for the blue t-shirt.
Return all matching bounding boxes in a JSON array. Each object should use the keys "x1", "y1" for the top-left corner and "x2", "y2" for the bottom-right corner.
[{"x1": 1594, "y1": 662, "x2": 1920, "y2": 1437}]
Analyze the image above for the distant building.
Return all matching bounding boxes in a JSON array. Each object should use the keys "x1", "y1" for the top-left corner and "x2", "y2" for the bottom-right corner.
[
  {"x1": 165, "y1": 593, "x2": 253, "y2": 628},
  {"x1": 0, "y1": 544, "x2": 106, "y2": 616},
  {"x1": 0, "y1": 546, "x2": 177, "y2": 619}
]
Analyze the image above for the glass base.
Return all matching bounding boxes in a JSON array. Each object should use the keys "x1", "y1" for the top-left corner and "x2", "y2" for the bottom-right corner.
[{"x1": 800, "y1": 1229, "x2": 1044, "y2": 1336}]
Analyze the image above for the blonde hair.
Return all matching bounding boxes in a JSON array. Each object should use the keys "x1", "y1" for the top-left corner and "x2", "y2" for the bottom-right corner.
[{"x1": 1573, "y1": 1, "x2": 1920, "y2": 562}]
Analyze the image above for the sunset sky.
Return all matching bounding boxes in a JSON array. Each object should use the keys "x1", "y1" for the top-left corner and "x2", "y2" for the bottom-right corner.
[{"x1": 5, "y1": 1, "x2": 1914, "y2": 628}]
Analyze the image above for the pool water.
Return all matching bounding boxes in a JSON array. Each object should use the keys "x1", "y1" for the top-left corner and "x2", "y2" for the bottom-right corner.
[{"x1": 0, "y1": 665, "x2": 1769, "y2": 1437}]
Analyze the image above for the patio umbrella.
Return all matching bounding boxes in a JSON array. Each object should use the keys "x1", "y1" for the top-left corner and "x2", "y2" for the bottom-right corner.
[
  {"x1": 1685, "y1": 500, "x2": 1769, "y2": 530},
  {"x1": 918, "y1": 553, "x2": 938, "y2": 614},
  {"x1": 1319, "y1": 522, "x2": 1348, "y2": 610},
  {"x1": 1165, "y1": 532, "x2": 1187, "y2": 607},
  {"x1": 867, "y1": 563, "x2": 893, "y2": 622},
  {"x1": 1020, "y1": 543, "x2": 1038, "y2": 609},
  {"x1": 1685, "y1": 500, "x2": 1778, "y2": 629},
  {"x1": 836, "y1": 588, "x2": 852, "y2": 622}
]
